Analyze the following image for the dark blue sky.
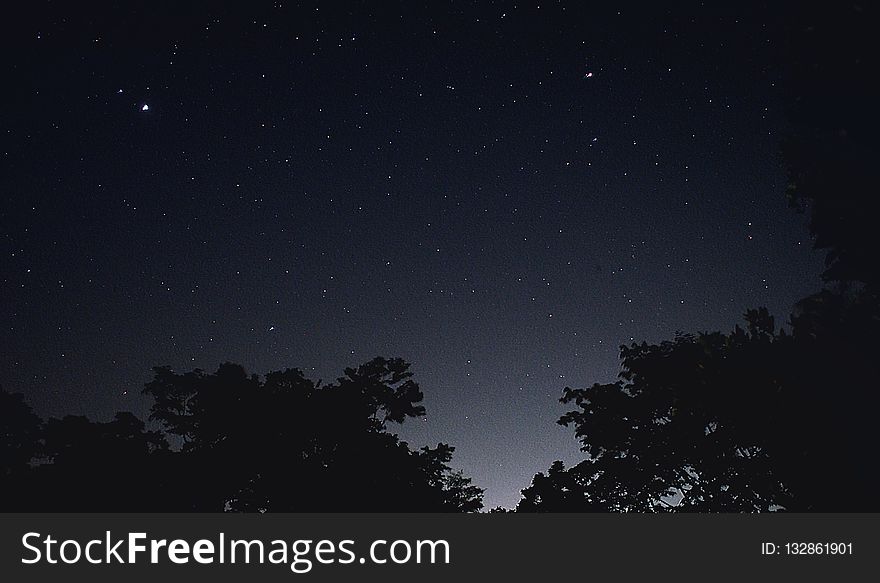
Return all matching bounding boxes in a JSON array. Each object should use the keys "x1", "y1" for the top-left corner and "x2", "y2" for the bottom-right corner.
[{"x1": 1, "y1": 1, "x2": 824, "y2": 508}]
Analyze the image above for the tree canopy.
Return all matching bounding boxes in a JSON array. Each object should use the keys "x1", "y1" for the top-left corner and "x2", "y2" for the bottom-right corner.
[
  {"x1": 517, "y1": 3, "x2": 880, "y2": 514},
  {"x1": 780, "y1": 3, "x2": 879, "y2": 291},
  {"x1": 0, "y1": 357, "x2": 483, "y2": 512},
  {"x1": 519, "y1": 299, "x2": 880, "y2": 512}
]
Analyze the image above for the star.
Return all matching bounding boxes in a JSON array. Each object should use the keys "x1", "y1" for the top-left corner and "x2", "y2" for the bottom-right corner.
[{"x1": 141, "y1": 104, "x2": 149, "y2": 111}]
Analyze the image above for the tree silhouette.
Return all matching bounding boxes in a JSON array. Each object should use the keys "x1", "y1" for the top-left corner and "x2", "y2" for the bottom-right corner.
[
  {"x1": 0, "y1": 357, "x2": 483, "y2": 512},
  {"x1": 780, "y1": 3, "x2": 879, "y2": 291},
  {"x1": 516, "y1": 5, "x2": 880, "y2": 513},
  {"x1": 141, "y1": 356, "x2": 481, "y2": 511},
  {"x1": 520, "y1": 302, "x2": 880, "y2": 512},
  {"x1": 28, "y1": 413, "x2": 170, "y2": 511},
  {"x1": 517, "y1": 461, "x2": 603, "y2": 512},
  {"x1": 0, "y1": 388, "x2": 41, "y2": 505}
]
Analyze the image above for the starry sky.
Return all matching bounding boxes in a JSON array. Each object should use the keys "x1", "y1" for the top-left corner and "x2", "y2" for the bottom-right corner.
[{"x1": 1, "y1": 1, "x2": 824, "y2": 509}]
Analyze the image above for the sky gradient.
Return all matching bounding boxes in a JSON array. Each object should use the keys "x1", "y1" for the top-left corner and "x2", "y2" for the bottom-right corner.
[{"x1": 1, "y1": 1, "x2": 824, "y2": 508}]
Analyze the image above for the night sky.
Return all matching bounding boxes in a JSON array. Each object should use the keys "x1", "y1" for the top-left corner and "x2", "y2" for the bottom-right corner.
[{"x1": 1, "y1": 2, "x2": 824, "y2": 509}]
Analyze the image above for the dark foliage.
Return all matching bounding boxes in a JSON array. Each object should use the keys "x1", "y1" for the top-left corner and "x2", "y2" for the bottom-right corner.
[
  {"x1": 780, "y1": 3, "x2": 880, "y2": 291},
  {"x1": 518, "y1": 461, "x2": 603, "y2": 512},
  {"x1": 517, "y1": 3, "x2": 880, "y2": 514},
  {"x1": 0, "y1": 357, "x2": 482, "y2": 512},
  {"x1": 519, "y1": 295, "x2": 880, "y2": 512},
  {"x1": 0, "y1": 389, "x2": 42, "y2": 503}
]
